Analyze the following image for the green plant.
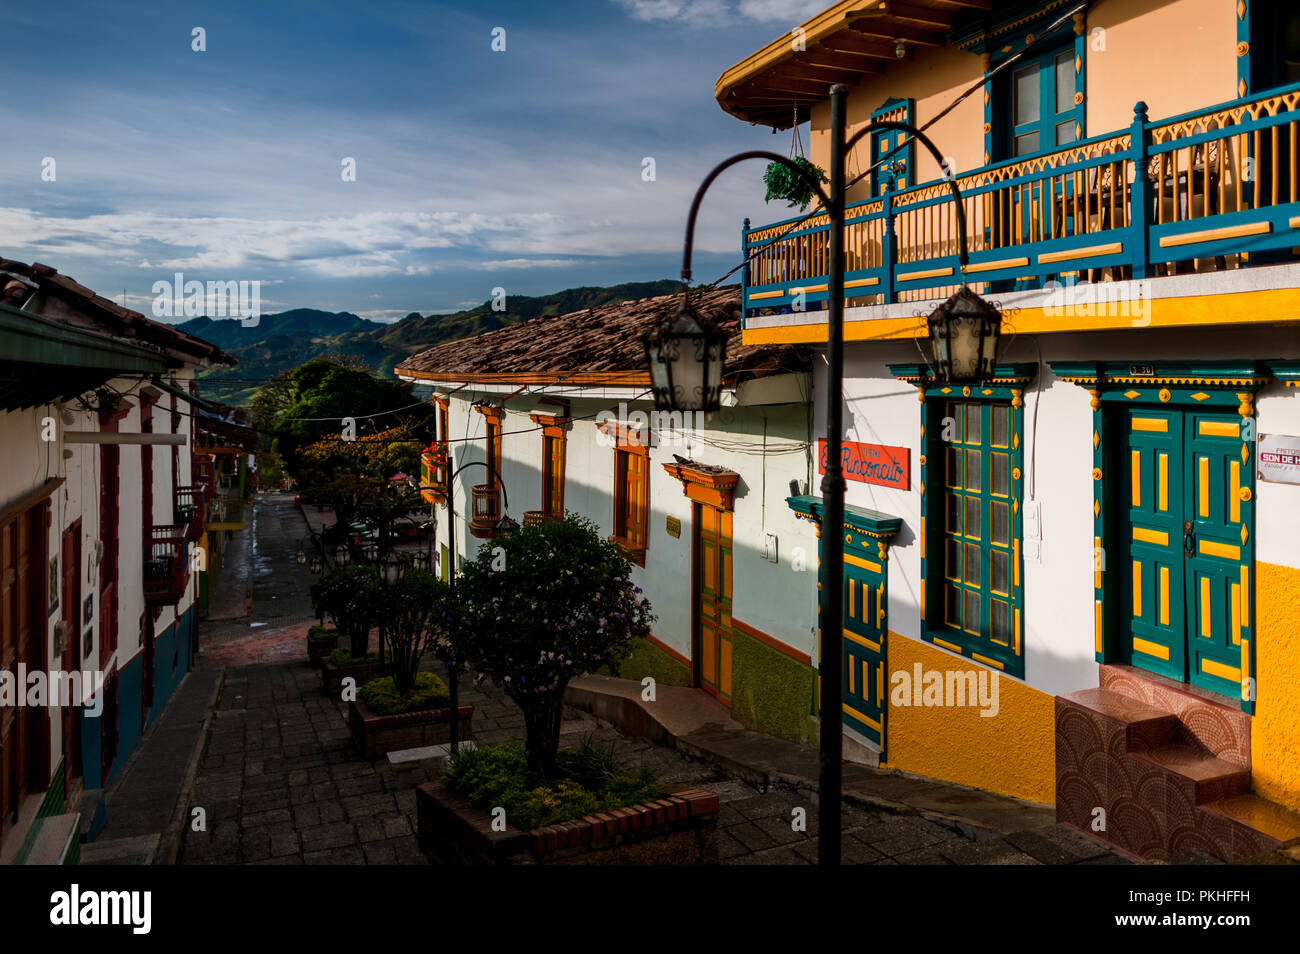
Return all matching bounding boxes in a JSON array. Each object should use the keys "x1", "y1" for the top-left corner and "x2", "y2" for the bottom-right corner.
[
  {"x1": 445, "y1": 515, "x2": 654, "y2": 778},
  {"x1": 308, "y1": 625, "x2": 337, "y2": 642},
  {"x1": 763, "y1": 156, "x2": 828, "y2": 211},
  {"x1": 328, "y1": 648, "x2": 379, "y2": 667},
  {"x1": 376, "y1": 569, "x2": 460, "y2": 696},
  {"x1": 358, "y1": 672, "x2": 449, "y2": 715},
  {"x1": 445, "y1": 741, "x2": 660, "y2": 831},
  {"x1": 311, "y1": 565, "x2": 380, "y2": 657}
]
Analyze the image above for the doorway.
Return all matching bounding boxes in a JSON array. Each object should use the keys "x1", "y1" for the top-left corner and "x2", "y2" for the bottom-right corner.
[{"x1": 692, "y1": 502, "x2": 733, "y2": 703}]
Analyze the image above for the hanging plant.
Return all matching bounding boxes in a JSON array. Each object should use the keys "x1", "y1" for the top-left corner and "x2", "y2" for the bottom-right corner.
[{"x1": 763, "y1": 156, "x2": 828, "y2": 211}]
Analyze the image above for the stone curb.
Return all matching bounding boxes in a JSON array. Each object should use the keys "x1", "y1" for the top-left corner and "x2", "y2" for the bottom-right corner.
[{"x1": 157, "y1": 667, "x2": 226, "y2": 865}]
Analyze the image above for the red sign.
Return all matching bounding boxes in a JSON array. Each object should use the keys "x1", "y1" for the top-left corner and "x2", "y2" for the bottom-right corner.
[{"x1": 817, "y1": 440, "x2": 910, "y2": 490}]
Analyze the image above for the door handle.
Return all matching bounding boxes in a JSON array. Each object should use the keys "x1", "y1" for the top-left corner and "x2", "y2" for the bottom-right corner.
[{"x1": 1183, "y1": 520, "x2": 1195, "y2": 556}]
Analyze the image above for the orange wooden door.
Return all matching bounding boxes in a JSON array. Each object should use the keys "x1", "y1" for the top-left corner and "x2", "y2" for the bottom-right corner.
[{"x1": 694, "y1": 503, "x2": 733, "y2": 703}]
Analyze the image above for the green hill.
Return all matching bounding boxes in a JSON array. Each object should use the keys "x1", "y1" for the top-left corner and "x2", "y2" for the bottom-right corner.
[{"x1": 182, "y1": 280, "x2": 684, "y2": 406}]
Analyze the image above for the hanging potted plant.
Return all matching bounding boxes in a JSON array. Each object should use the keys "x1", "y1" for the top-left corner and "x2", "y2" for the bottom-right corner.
[{"x1": 762, "y1": 116, "x2": 828, "y2": 212}]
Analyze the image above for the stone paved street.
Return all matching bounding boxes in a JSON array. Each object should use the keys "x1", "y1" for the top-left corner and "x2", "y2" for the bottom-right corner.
[{"x1": 173, "y1": 492, "x2": 1145, "y2": 866}]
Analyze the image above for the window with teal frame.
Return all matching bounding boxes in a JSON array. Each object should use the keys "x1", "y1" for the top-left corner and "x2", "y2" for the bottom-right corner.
[{"x1": 889, "y1": 363, "x2": 1036, "y2": 678}]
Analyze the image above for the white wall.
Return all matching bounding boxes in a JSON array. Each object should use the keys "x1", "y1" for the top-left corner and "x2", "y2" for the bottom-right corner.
[
  {"x1": 430, "y1": 383, "x2": 817, "y2": 662},
  {"x1": 811, "y1": 322, "x2": 1300, "y2": 697}
]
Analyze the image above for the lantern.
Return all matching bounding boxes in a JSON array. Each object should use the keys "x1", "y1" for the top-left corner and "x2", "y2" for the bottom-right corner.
[
  {"x1": 642, "y1": 295, "x2": 728, "y2": 412},
  {"x1": 335, "y1": 545, "x2": 352, "y2": 567},
  {"x1": 926, "y1": 286, "x2": 1003, "y2": 384}
]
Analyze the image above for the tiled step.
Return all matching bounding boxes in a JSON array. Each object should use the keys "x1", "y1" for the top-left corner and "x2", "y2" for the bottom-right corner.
[
  {"x1": 1057, "y1": 687, "x2": 1181, "y2": 751},
  {"x1": 1129, "y1": 742, "x2": 1252, "y2": 804},
  {"x1": 1201, "y1": 794, "x2": 1300, "y2": 849},
  {"x1": 1100, "y1": 664, "x2": 1250, "y2": 768}
]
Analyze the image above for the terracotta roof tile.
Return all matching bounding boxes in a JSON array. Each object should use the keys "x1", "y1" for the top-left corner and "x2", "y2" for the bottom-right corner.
[{"x1": 395, "y1": 285, "x2": 808, "y2": 383}]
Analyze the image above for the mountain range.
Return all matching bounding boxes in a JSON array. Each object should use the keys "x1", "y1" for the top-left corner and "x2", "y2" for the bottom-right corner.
[{"x1": 179, "y1": 279, "x2": 685, "y2": 405}]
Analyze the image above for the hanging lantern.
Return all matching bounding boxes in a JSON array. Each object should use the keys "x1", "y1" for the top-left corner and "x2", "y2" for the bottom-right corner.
[
  {"x1": 494, "y1": 514, "x2": 520, "y2": 537},
  {"x1": 412, "y1": 551, "x2": 430, "y2": 573},
  {"x1": 642, "y1": 295, "x2": 728, "y2": 413},
  {"x1": 381, "y1": 552, "x2": 405, "y2": 586},
  {"x1": 927, "y1": 286, "x2": 1003, "y2": 385},
  {"x1": 335, "y1": 545, "x2": 352, "y2": 567},
  {"x1": 309, "y1": 555, "x2": 323, "y2": 575},
  {"x1": 295, "y1": 549, "x2": 307, "y2": 565}
]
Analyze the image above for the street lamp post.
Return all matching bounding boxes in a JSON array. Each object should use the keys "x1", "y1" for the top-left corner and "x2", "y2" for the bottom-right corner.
[
  {"x1": 649, "y1": 84, "x2": 1001, "y2": 867},
  {"x1": 408, "y1": 459, "x2": 514, "y2": 751}
]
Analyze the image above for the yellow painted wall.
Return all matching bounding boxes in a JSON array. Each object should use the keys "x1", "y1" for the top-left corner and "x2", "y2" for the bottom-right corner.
[
  {"x1": 882, "y1": 631, "x2": 1056, "y2": 803},
  {"x1": 1087, "y1": 0, "x2": 1237, "y2": 132},
  {"x1": 1251, "y1": 561, "x2": 1300, "y2": 813}
]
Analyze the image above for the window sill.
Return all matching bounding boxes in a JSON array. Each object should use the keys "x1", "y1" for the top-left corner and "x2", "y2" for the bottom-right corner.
[
  {"x1": 608, "y1": 535, "x2": 646, "y2": 567},
  {"x1": 921, "y1": 628, "x2": 1023, "y2": 679}
]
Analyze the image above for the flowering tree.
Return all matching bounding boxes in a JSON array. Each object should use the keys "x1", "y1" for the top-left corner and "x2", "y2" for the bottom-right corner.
[{"x1": 446, "y1": 515, "x2": 654, "y2": 778}]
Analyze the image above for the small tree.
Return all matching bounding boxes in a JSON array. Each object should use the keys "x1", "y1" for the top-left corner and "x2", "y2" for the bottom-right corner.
[
  {"x1": 448, "y1": 515, "x2": 654, "y2": 779},
  {"x1": 381, "y1": 570, "x2": 458, "y2": 696},
  {"x1": 310, "y1": 565, "x2": 380, "y2": 658}
]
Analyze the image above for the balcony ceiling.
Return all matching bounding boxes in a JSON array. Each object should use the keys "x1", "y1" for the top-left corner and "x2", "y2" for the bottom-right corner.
[{"x1": 715, "y1": 0, "x2": 991, "y2": 129}]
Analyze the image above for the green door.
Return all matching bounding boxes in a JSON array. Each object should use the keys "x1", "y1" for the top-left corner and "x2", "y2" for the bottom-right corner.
[
  {"x1": 1121, "y1": 406, "x2": 1252, "y2": 698},
  {"x1": 821, "y1": 531, "x2": 887, "y2": 750}
]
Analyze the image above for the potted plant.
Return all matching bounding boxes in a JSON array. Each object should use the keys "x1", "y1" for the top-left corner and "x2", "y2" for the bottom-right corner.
[
  {"x1": 310, "y1": 565, "x2": 382, "y2": 696},
  {"x1": 306, "y1": 623, "x2": 339, "y2": 668},
  {"x1": 415, "y1": 515, "x2": 719, "y2": 864},
  {"x1": 762, "y1": 155, "x2": 828, "y2": 211},
  {"x1": 348, "y1": 570, "x2": 472, "y2": 758}
]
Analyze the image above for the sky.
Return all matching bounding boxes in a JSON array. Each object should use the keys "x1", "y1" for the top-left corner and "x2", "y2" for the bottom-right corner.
[{"x1": 0, "y1": 0, "x2": 829, "y2": 322}]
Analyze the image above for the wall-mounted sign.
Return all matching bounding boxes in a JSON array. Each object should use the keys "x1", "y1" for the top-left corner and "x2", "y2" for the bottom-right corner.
[
  {"x1": 1128, "y1": 364, "x2": 1155, "y2": 377},
  {"x1": 665, "y1": 515, "x2": 682, "y2": 538},
  {"x1": 818, "y1": 440, "x2": 910, "y2": 490},
  {"x1": 1258, "y1": 433, "x2": 1300, "y2": 485}
]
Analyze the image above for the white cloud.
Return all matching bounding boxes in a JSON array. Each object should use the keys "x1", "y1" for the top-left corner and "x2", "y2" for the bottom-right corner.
[
  {"x1": 612, "y1": 0, "x2": 824, "y2": 26},
  {"x1": 475, "y1": 258, "x2": 586, "y2": 270}
]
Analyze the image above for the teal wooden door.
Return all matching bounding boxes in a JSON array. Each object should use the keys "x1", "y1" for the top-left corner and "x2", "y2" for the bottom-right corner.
[
  {"x1": 1121, "y1": 406, "x2": 1252, "y2": 698},
  {"x1": 838, "y1": 536, "x2": 887, "y2": 748},
  {"x1": 1122, "y1": 406, "x2": 1186, "y2": 679},
  {"x1": 1184, "y1": 410, "x2": 1252, "y2": 698}
]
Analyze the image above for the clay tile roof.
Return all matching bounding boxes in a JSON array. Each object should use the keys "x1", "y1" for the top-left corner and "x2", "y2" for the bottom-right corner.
[
  {"x1": 0, "y1": 258, "x2": 236, "y2": 368},
  {"x1": 395, "y1": 284, "x2": 808, "y2": 384}
]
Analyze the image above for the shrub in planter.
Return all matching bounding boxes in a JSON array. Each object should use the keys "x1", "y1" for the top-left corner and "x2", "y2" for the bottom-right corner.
[
  {"x1": 328, "y1": 648, "x2": 378, "y2": 667},
  {"x1": 446, "y1": 514, "x2": 654, "y2": 779},
  {"x1": 307, "y1": 625, "x2": 339, "y2": 667},
  {"x1": 310, "y1": 565, "x2": 380, "y2": 659},
  {"x1": 358, "y1": 672, "x2": 448, "y2": 715}
]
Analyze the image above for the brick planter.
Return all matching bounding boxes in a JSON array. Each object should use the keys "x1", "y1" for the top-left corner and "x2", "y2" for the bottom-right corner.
[
  {"x1": 349, "y1": 697, "x2": 474, "y2": 760},
  {"x1": 320, "y1": 658, "x2": 382, "y2": 697},
  {"x1": 307, "y1": 631, "x2": 340, "y2": 668},
  {"x1": 415, "y1": 779, "x2": 720, "y2": 865}
]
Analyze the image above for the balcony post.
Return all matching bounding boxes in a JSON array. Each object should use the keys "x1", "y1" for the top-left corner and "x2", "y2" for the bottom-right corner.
[
  {"x1": 741, "y1": 217, "x2": 750, "y2": 325},
  {"x1": 881, "y1": 182, "x2": 896, "y2": 304},
  {"x1": 1128, "y1": 101, "x2": 1151, "y2": 279}
]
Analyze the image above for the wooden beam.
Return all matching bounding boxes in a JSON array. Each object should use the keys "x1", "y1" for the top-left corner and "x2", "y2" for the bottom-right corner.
[
  {"x1": 64, "y1": 431, "x2": 186, "y2": 445},
  {"x1": 801, "y1": 48, "x2": 895, "y2": 71},
  {"x1": 881, "y1": 1, "x2": 952, "y2": 29},
  {"x1": 751, "y1": 77, "x2": 837, "y2": 97},
  {"x1": 937, "y1": 0, "x2": 991, "y2": 9},
  {"x1": 773, "y1": 64, "x2": 867, "y2": 86},
  {"x1": 848, "y1": 19, "x2": 945, "y2": 46},
  {"x1": 820, "y1": 36, "x2": 912, "y2": 60}
]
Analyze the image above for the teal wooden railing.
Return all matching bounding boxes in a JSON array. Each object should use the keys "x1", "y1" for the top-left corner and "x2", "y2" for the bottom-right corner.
[{"x1": 741, "y1": 81, "x2": 1300, "y2": 321}]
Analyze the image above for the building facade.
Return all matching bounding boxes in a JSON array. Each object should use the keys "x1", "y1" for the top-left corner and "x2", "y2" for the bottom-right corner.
[
  {"x1": 0, "y1": 260, "x2": 232, "y2": 864},
  {"x1": 396, "y1": 288, "x2": 831, "y2": 745},
  {"x1": 719, "y1": 0, "x2": 1300, "y2": 859}
]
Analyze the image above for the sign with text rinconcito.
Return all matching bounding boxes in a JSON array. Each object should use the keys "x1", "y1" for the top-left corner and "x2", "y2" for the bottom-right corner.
[{"x1": 817, "y1": 440, "x2": 910, "y2": 490}]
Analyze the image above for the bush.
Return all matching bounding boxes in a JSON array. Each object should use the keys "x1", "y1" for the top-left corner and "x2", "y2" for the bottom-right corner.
[
  {"x1": 311, "y1": 566, "x2": 381, "y2": 658},
  {"x1": 328, "y1": 648, "x2": 378, "y2": 667},
  {"x1": 445, "y1": 741, "x2": 660, "y2": 832},
  {"x1": 358, "y1": 672, "x2": 449, "y2": 715},
  {"x1": 308, "y1": 625, "x2": 337, "y2": 642},
  {"x1": 447, "y1": 515, "x2": 654, "y2": 778}
]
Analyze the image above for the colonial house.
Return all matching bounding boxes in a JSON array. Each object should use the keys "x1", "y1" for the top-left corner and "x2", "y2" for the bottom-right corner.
[
  {"x1": 717, "y1": 0, "x2": 1300, "y2": 860},
  {"x1": 0, "y1": 259, "x2": 233, "y2": 864},
  {"x1": 395, "y1": 288, "x2": 833, "y2": 745}
]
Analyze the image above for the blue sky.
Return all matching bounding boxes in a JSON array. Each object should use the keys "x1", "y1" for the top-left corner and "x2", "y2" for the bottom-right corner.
[{"x1": 0, "y1": 0, "x2": 827, "y2": 321}]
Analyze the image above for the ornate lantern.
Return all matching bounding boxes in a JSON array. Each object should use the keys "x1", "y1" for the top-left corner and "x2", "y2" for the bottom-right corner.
[
  {"x1": 926, "y1": 286, "x2": 1003, "y2": 384},
  {"x1": 642, "y1": 295, "x2": 728, "y2": 413}
]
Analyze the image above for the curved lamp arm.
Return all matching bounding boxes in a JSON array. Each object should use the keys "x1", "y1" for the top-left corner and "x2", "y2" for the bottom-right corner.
[
  {"x1": 447, "y1": 460, "x2": 510, "y2": 511},
  {"x1": 843, "y1": 120, "x2": 969, "y2": 272},
  {"x1": 682, "y1": 150, "x2": 834, "y2": 282}
]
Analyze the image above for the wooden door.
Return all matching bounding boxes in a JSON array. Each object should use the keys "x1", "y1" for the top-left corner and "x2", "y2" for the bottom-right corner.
[
  {"x1": 1121, "y1": 406, "x2": 1253, "y2": 699},
  {"x1": 61, "y1": 523, "x2": 82, "y2": 796},
  {"x1": 694, "y1": 503, "x2": 733, "y2": 703}
]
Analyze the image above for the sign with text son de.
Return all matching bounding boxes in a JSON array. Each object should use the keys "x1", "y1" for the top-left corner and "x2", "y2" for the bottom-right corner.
[{"x1": 817, "y1": 440, "x2": 909, "y2": 490}]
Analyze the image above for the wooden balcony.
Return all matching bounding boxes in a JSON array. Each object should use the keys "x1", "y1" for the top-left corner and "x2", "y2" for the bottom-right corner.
[
  {"x1": 175, "y1": 485, "x2": 205, "y2": 541},
  {"x1": 469, "y1": 483, "x2": 500, "y2": 538},
  {"x1": 144, "y1": 524, "x2": 189, "y2": 604},
  {"x1": 420, "y1": 446, "x2": 448, "y2": 504},
  {"x1": 742, "y1": 82, "x2": 1300, "y2": 325}
]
